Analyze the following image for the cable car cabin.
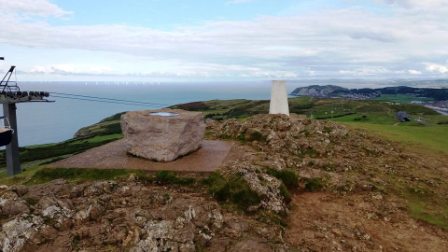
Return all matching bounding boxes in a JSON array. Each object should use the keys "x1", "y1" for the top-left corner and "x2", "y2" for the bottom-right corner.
[{"x1": 0, "y1": 127, "x2": 13, "y2": 146}]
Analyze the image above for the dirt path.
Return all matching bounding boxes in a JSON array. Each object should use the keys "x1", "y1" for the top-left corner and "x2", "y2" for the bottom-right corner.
[
  {"x1": 285, "y1": 192, "x2": 448, "y2": 251},
  {"x1": 50, "y1": 140, "x2": 232, "y2": 172}
]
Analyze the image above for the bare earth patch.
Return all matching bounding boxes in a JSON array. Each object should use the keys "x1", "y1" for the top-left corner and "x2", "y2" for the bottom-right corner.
[{"x1": 286, "y1": 192, "x2": 448, "y2": 251}]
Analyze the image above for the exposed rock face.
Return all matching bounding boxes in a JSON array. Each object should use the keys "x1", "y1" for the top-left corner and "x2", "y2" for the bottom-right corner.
[
  {"x1": 207, "y1": 113, "x2": 423, "y2": 213},
  {"x1": 121, "y1": 109, "x2": 205, "y2": 162},
  {"x1": 0, "y1": 180, "x2": 287, "y2": 251}
]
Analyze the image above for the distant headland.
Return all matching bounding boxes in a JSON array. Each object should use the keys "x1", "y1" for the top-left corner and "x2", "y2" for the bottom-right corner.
[{"x1": 290, "y1": 85, "x2": 448, "y2": 101}]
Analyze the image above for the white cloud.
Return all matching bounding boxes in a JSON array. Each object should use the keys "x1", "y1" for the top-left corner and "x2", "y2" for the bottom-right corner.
[
  {"x1": 1, "y1": 0, "x2": 447, "y2": 79},
  {"x1": 407, "y1": 69, "x2": 422, "y2": 75},
  {"x1": 425, "y1": 63, "x2": 448, "y2": 74},
  {"x1": 30, "y1": 64, "x2": 113, "y2": 75},
  {"x1": 0, "y1": 0, "x2": 70, "y2": 17},
  {"x1": 4, "y1": 9, "x2": 441, "y2": 61},
  {"x1": 339, "y1": 67, "x2": 391, "y2": 76},
  {"x1": 26, "y1": 62, "x2": 298, "y2": 79},
  {"x1": 381, "y1": 0, "x2": 447, "y2": 9}
]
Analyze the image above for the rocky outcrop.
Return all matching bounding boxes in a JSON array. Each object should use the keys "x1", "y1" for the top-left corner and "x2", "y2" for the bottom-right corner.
[
  {"x1": 0, "y1": 180, "x2": 286, "y2": 251},
  {"x1": 240, "y1": 166, "x2": 287, "y2": 213},
  {"x1": 0, "y1": 214, "x2": 44, "y2": 252},
  {"x1": 208, "y1": 113, "x2": 417, "y2": 197},
  {"x1": 121, "y1": 109, "x2": 205, "y2": 162}
]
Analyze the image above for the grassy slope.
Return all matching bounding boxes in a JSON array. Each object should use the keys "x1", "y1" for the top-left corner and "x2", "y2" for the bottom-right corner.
[
  {"x1": 308, "y1": 97, "x2": 448, "y2": 228},
  {"x1": 0, "y1": 133, "x2": 123, "y2": 182},
  {"x1": 0, "y1": 134, "x2": 122, "y2": 168},
  {"x1": 372, "y1": 94, "x2": 433, "y2": 103},
  {"x1": 339, "y1": 123, "x2": 448, "y2": 154}
]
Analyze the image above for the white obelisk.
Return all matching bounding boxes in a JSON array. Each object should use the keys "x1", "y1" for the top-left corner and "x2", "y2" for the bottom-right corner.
[{"x1": 269, "y1": 80, "x2": 289, "y2": 115}]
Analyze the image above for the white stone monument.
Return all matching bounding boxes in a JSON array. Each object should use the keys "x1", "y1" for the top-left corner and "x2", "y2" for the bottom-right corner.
[{"x1": 269, "y1": 80, "x2": 289, "y2": 115}]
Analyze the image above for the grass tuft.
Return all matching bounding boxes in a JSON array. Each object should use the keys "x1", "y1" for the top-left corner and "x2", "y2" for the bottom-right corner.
[
  {"x1": 154, "y1": 171, "x2": 195, "y2": 185},
  {"x1": 203, "y1": 172, "x2": 261, "y2": 211},
  {"x1": 303, "y1": 177, "x2": 324, "y2": 192},
  {"x1": 26, "y1": 168, "x2": 132, "y2": 184},
  {"x1": 408, "y1": 200, "x2": 448, "y2": 230},
  {"x1": 278, "y1": 183, "x2": 292, "y2": 203},
  {"x1": 266, "y1": 168, "x2": 299, "y2": 189}
]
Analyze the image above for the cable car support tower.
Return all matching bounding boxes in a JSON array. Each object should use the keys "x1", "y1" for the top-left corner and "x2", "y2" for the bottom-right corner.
[{"x1": 0, "y1": 57, "x2": 52, "y2": 176}]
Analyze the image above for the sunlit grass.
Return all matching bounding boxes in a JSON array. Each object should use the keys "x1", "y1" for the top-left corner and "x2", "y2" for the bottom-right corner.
[
  {"x1": 341, "y1": 122, "x2": 448, "y2": 154},
  {"x1": 408, "y1": 199, "x2": 448, "y2": 230}
]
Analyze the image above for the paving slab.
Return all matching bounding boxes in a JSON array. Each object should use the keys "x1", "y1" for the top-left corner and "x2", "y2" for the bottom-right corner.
[{"x1": 49, "y1": 139, "x2": 232, "y2": 172}]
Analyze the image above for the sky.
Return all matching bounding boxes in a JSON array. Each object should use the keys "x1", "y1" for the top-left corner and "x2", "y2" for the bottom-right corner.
[{"x1": 1, "y1": 0, "x2": 448, "y2": 81}]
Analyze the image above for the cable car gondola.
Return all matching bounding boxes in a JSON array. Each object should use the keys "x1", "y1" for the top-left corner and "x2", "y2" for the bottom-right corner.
[
  {"x1": 0, "y1": 127, "x2": 13, "y2": 146},
  {"x1": 0, "y1": 115, "x2": 13, "y2": 146},
  {"x1": 0, "y1": 57, "x2": 16, "y2": 146}
]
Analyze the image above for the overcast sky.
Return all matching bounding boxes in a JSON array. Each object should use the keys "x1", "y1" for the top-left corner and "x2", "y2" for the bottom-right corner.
[{"x1": 1, "y1": 0, "x2": 448, "y2": 81}]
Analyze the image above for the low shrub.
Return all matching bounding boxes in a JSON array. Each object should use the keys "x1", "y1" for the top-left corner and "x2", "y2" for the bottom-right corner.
[
  {"x1": 203, "y1": 172, "x2": 261, "y2": 210},
  {"x1": 353, "y1": 114, "x2": 368, "y2": 121},
  {"x1": 173, "y1": 101, "x2": 210, "y2": 111},
  {"x1": 303, "y1": 177, "x2": 324, "y2": 192},
  {"x1": 278, "y1": 183, "x2": 292, "y2": 203},
  {"x1": 266, "y1": 168, "x2": 299, "y2": 189},
  {"x1": 244, "y1": 128, "x2": 266, "y2": 142},
  {"x1": 257, "y1": 211, "x2": 288, "y2": 227}
]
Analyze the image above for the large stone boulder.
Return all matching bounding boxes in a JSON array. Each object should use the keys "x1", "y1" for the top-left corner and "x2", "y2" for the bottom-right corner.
[{"x1": 121, "y1": 109, "x2": 205, "y2": 162}]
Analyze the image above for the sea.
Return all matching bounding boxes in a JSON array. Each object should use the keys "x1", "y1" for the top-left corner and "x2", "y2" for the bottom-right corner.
[{"x1": 12, "y1": 81, "x2": 294, "y2": 146}]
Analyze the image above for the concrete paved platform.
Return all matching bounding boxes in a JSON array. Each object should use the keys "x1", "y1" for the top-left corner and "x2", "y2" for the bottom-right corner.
[{"x1": 49, "y1": 140, "x2": 232, "y2": 172}]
